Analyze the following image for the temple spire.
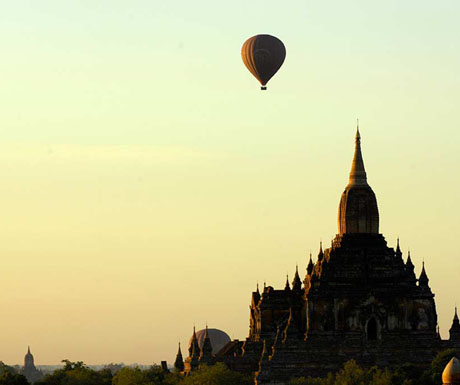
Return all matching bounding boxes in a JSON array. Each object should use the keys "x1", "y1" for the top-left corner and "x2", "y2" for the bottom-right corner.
[
  {"x1": 307, "y1": 252, "x2": 314, "y2": 275},
  {"x1": 407, "y1": 250, "x2": 413, "y2": 265},
  {"x1": 200, "y1": 324, "x2": 214, "y2": 364},
  {"x1": 449, "y1": 306, "x2": 460, "y2": 342},
  {"x1": 418, "y1": 261, "x2": 430, "y2": 288},
  {"x1": 174, "y1": 342, "x2": 185, "y2": 372},
  {"x1": 338, "y1": 128, "x2": 379, "y2": 234},
  {"x1": 292, "y1": 265, "x2": 302, "y2": 291},
  {"x1": 189, "y1": 326, "x2": 200, "y2": 357},
  {"x1": 348, "y1": 124, "x2": 367, "y2": 186},
  {"x1": 285, "y1": 274, "x2": 290, "y2": 291}
]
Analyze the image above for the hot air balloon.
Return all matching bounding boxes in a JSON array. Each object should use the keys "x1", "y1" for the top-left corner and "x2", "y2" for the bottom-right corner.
[{"x1": 241, "y1": 34, "x2": 286, "y2": 90}]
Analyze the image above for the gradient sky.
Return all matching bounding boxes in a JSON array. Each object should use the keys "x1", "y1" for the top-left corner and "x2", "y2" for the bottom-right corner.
[{"x1": 1, "y1": 0, "x2": 460, "y2": 366}]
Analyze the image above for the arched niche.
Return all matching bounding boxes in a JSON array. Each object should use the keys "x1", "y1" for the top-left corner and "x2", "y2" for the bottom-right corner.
[{"x1": 367, "y1": 317, "x2": 378, "y2": 341}]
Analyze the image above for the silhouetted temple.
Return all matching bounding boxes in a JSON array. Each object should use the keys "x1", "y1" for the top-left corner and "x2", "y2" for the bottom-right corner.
[
  {"x1": 21, "y1": 347, "x2": 43, "y2": 384},
  {"x1": 181, "y1": 129, "x2": 460, "y2": 384}
]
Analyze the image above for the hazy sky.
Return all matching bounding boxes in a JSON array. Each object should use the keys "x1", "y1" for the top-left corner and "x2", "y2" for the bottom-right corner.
[{"x1": 1, "y1": 0, "x2": 460, "y2": 365}]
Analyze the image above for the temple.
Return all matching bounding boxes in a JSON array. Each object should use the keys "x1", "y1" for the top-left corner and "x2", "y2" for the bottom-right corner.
[
  {"x1": 21, "y1": 346, "x2": 43, "y2": 383},
  {"x1": 179, "y1": 129, "x2": 460, "y2": 385}
]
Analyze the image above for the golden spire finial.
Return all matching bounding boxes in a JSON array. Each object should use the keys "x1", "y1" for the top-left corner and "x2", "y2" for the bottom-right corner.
[{"x1": 349, "y1": 122, "x2": 367, "y2": 186}]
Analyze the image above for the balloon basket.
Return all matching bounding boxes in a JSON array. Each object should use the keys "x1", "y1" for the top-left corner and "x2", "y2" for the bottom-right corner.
[{"x1": 261, "y1": 86, "x2": 267, "y2": 90}]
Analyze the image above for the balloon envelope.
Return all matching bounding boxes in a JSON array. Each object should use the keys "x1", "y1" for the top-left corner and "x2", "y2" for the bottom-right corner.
[{"x1": 241, "y1": 34, "x2": 286, "y2": 89}]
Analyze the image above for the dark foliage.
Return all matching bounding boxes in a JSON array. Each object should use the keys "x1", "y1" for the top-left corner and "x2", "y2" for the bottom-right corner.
[
  {"x1": 0, "y1": 362, "x2": 29, "y2": 385},
  {"x1": 290, "y1": 351, "x2": 460, "y2": 385},
  {"x1": 35, "y1": 360, "x2": 111, "y2": 385}
]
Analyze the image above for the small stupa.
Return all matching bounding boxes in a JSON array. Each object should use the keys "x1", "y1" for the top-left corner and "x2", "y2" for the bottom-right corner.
[{"x1": 442, "y1": 357, "x2": 460, "y2": 385}]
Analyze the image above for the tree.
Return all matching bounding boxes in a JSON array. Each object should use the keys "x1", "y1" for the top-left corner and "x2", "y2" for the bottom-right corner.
[
  {"x1": 103, "y1": 363, "x2": 124, "y2": 375},
  {"x1": 0, "y1": 371, "x2": 29, "y2": 385},
  {"x1": 35, "y1": 360, "x2": 112, "y2": 385},
  {"x1": 290, "y1": 376, "x2": 329, "y2": 385},
  {"x1": 333, "y1": 360, "x2": 368, "y2": 385},
  {"x1": 112, "y1": 367, "x2": 150, "y2": 385},
  {"x1": 111, "y1": 365, "x2": 182, "y2": 385},
  {"x1": 0, "y1": 362, "x2": 29, "y2": 385},
  {"x1": 289, "y1": 360, "x2": 402, "y2": 385},
  {"x1": 181, "y1": 363, "x2": 252, "y2": 385}
]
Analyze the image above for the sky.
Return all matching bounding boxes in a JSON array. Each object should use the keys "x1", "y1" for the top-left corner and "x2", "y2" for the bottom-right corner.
[{"x1": 0, "y1": 0, "x2": 460, "y2": 366}]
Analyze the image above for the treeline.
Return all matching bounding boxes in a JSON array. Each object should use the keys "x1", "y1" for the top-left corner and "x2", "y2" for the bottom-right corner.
[
  {"x1": 0, "y1": 360, "x2": 251, "y2": 385},
  {"x1": 0, "y1": 349, "x2": 457, "y2": 385},
  {"x1": 290, "y1": 349, "x2": 459, "y2": 385}
]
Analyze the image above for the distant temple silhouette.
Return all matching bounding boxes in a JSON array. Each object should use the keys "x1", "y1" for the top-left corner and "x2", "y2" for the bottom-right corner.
[
  {"x1": 175, "y1": 128, "x2": 460, "y2": 384},
  {"x1": 21, "y1": 347, "x2": 43, "y2": 384}
]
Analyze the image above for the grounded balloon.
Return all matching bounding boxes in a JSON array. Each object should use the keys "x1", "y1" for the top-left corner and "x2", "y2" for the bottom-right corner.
[{"x1": 241, "y1": 34, "x2": 286, "y2": 90}]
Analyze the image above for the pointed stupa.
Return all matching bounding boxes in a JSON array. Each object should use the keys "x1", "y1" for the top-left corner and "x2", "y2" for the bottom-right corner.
[
  {"x1": 406, "y1": 250, "x2": 414, "y2": 269},
  {"x1": 338, "y1": 126, "x2": 379, "y2": 234},
  {"x1": 396, "y1": 238, "x2": 402, "y2": 258},
  {"x1": 199, "y1": 325, "x2": 214, "y2": 364},
  {"x1": 292, "y1": 265, "x2": 302, "y2": 291},
  {"x1": 284, "y1": 275, "x2": 291, "y2": 291},
  {"x1": 307, "y1": 253, "x2": 314, "y2": 276},
  {"x1": 418, "y1": 261, "x2": 429, "y2": 287},
  {"x1": 174, "y1": 343, "x2": 185, "y2": 372},
  {"x1": 253, "y1": 282, "x2": 261, "y2": 305},
  {"x1": 24, "y1": 346, "x2": 34, "y2": 368},
  {"x1": 189, "y1": 326, "x2": 201, "y2": 357},
  {"x1": 349, "y1": 127, "x2": 367, "y2": 185},
  {"x1": 317, "y1": 241, "x2": 324, "y2": 261},
  {"x1": 442, "y1": 357, "x2": 460, "y2": 384},
  {"x1": 403, "y1": 249, "x2": 416, "y2": 283},
  {"x1": 450, "y1": 307, "x2": 460, "y2": 342}
]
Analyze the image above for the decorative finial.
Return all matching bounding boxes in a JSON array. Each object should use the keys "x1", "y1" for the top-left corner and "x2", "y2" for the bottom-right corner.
[
  {"x1": 349, "y1": 123, "x2": 367, "y2": 186},
  {"x1": 285, "y1": 274, "x2": 290, "y2": 290},
  {"x1": 292, "y1": 264, "x2": 302, "y2": 291},
  {"x1": 307, "y1": 251, "x2": 314, "y2": 275}
]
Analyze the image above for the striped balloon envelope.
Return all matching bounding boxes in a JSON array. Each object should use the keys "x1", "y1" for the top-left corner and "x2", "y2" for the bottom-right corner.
[{"x1": 241, "y1": 34, "x2": 286, "y2": 90}]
